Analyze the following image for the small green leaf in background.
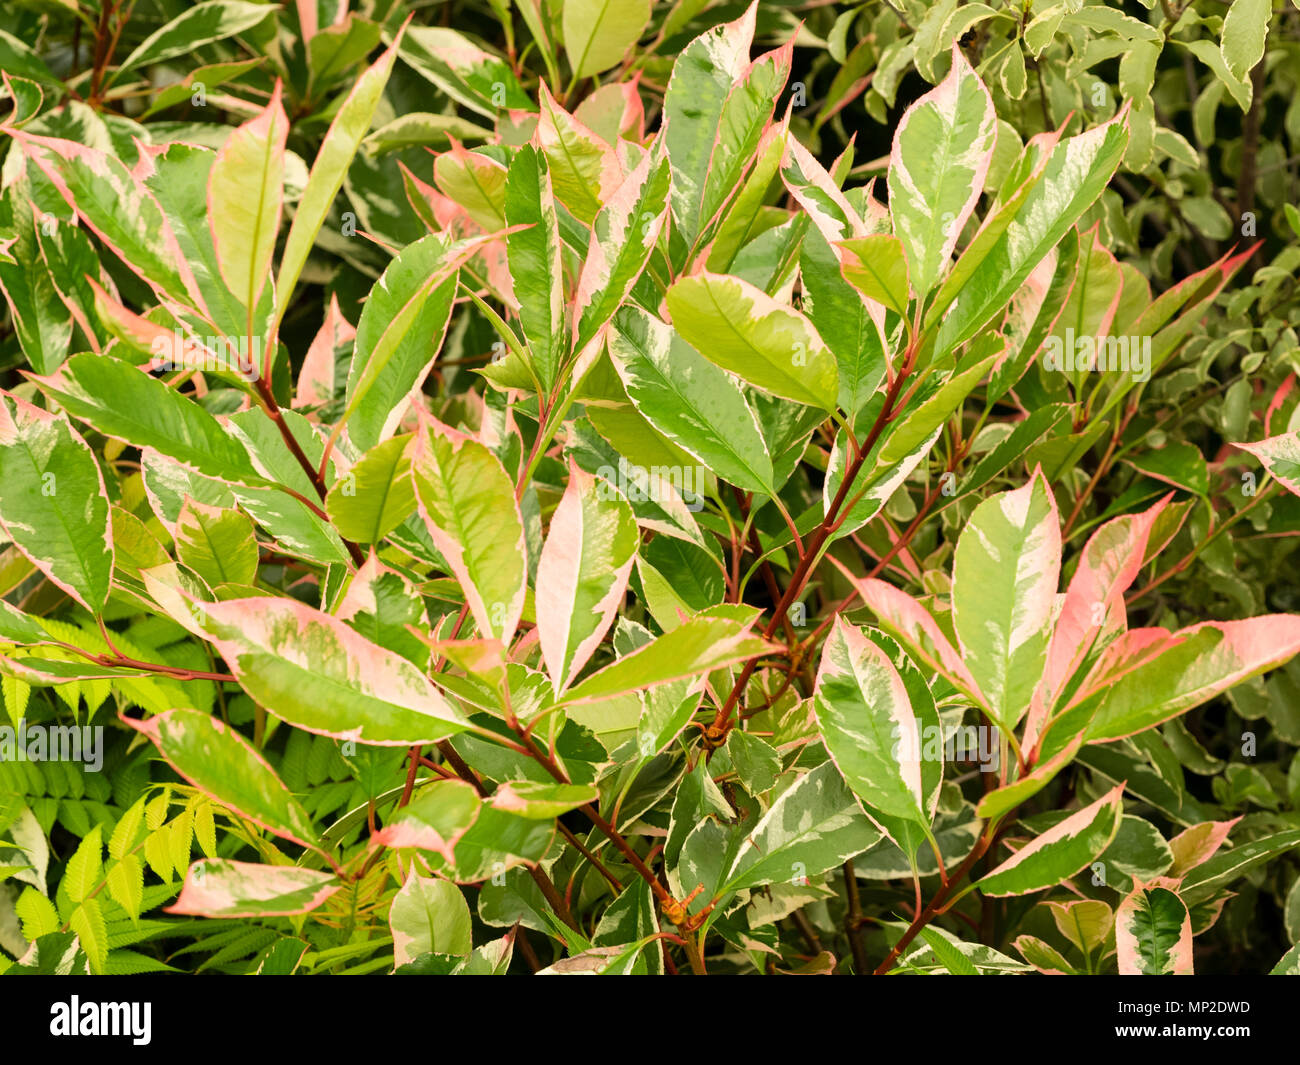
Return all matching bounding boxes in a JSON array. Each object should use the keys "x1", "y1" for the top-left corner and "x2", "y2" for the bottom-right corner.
[
  {"x1": 1221, "y1": 0, "x2": 1271, "y2": 84},
  {"x1": 563, "y1": 0, "x2": 651, "y2": 79}
]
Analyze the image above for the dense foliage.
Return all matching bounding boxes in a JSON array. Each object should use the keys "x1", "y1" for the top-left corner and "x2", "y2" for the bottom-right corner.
[{"x1": 1, "y1": 0, "x2": 1299, "y2": 976}]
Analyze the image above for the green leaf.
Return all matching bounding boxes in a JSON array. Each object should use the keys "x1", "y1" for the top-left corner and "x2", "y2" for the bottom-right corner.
[
  {"x1": 490, "y1": 781, "x2": 600, "y2": 819},
  {"x1": 536, "y1": 83, "x2": 619, "y2": 224},
  {"x1": 197, "y1": 596, "x2": 468, "y2": 744},
  {"x1": 724, "y1": 761, "x2": 881, "y2": 893},
  {"x1": 814, "y1": 620, "x2": 942, "y2": 848},
  {"x1": 398, "y1": 26, "x2": 532, "y2": 119},
  {"x1": 1115, "y1": 885, "x2": 1193, "y2": 975},
  {"x1": 0, "y1": 73, "x2": 44, "y2": 126},
  {"x1": 0, "y1": 185, "x2": 72, "y2": 373},
  {"x1": 918, "y1": 926, "x2": 980, "y2": 974},
  {"x1": 343, "y1": 234, "x2": 466, "y2": 453},
  {"x1": 608, "y1": 306, "x2": 775, "y2": 495},
  {"x1": 536, "y1": 463, "x2": 639, "y2": 693},
  {"x1": 105, "y1": 856, "x2": 144, "y2": 922},
  {"x1": 725, "y1": 730, "x2": 780, "y2": 794},
  {"x1": 3, "y1": 673, "x2": 32, "y2": 726},
  {"x1": 208, "y1": 84, "x2": 288, "y2": 316},
  {"x1": 952, "y1": 470, "x2": 1060, "y2": 730},
  {"x1": 390, "y1": 874, "x2": 472, "y2": 966},
  {"x1": 796, "y1": 226, "x2": 887, "y2": 418},
  {"x1": 1237, "y1": 433, "x2": 1300, "y2": 498},
  {"x1": 1270, "y1": 943, "x2": 1300, "y2": 975},
  {"x1": 929, "y1": 112, "x2": 1129, "y2": 352},
  {"x1": 410, "y1": 417, "x2": 526, "y2": 644},
  {"x1": 0, "y1": 30, "x2": 57, "y2": 87},
  {"x1": 141, "y1": 58, "x2": 263, "y2": 118},
  {"x1": 572, "y1": 149, "x2": 671, "y2": 360},
  {"x1": 1221, "y1": 0, "x2": 1271, "y2": 84},
  {"x1": 1014, "y1": 934, "x2": 1078, "y2": 974},
  {"x1": 0, "y1": 394, "x2": 112, "y2": 611},
  {"x1": 69, "y1": 898, "x2": 107, "y2": 973},
  {"x1": 325, "y1": 435, "x2": 416, "y2": 544},
  {"x1": 566, "y1": 416, "x2": 710, "y2": 551},
  {"x1": 374, "y1": 780, "x2": 482, "y2": 860},
  {"x1": 838, "y1": 234, "x2": 911, "y2": 318},
  {"x1": 1180, "y1": 39, "x2": 1251, "y2": 111},
  {"x1": 976, "y1": 733, "x2": 1083, "y2": 821},
  {"x1": 141, "y1": 143, "x2": 248, "y2": 339},
  {"x1": 31, "y1": 353, "x2": 261, "y2": 482},
  {"x1": 666, "y1": 273, "x2": 838, "y2": 412},
  {"x1": 563, "y1": 0, "x2": 650, "y2": 78},
  {"x1": 364, "y1": 112, "x2": 491, "y2": 155},
  {"x1": 336, "y1": 554, "x2": 430, "y2": 667},
  {"x1": 976, "y1": 783, "x2": 1124, "y2": 897},
  {"x1": 433, "y1": 144, "x2": 507, "y2": 231},
  {"x1": 170, "y1": 859, "x2": 341, "y2": 917},
  {"x1": 63, "y1": 824, "x2": 103, "y2": 903},
  {"x1": 131, "y1": 709, "x2": 320, "y2": 848},
  {"x1": 695, "y1": 42, "x2": 791, "y2": 244},
  {"x1": 435, "y1": 804, "x2": 556, "y2": 882},
  {"x1": 563, "y1": 612, "x2": 776, "y2": 705},
  {"x1": 16, "y1": 888, "x2": 59, "y2": 940},
  {"x1": 662, "y1": 5, "x2": 756, "y2": 250},
  {"x1": 504, "y1": 145, "x2": 566, "y2": 394},
  {"x1": 276, "y1": 31, "x2": 403, "y2": 323},
  {"x1": 1047, "y1": 898, "x2": 1114, "y2": 956},
  {"x1": 1076, "y1": 617, "x2": 1300, "y2": 743},
  {"x1": 116, "y1": 1, "x2": 275, "y2": 75},
  {"x1": 307, "y1": 15, "x2": 381, "y2": 89},
  {"x1": 887, "y1": 47, "x2": 996, "y2": 299},
  {"x1": 174, "y1": 497, "x2": 259, "y2": 587},
  {"x1": 1125, "y1": 442, "x2": 1208, "y2": 496},
  {"x1": 19, "y1": 132, "x2": 199, "y2": 308},
  {"x1": 707, "y1": 123, "x2": 788, "y2": 274},
  {"x1": 1179, "y1": 828, "x2": 1300, "y2": 904}
]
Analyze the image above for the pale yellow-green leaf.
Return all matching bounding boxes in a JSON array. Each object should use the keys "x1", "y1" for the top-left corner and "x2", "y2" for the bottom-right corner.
[
  {"x1": 16, "y1": 887, "x2": 59, "y2": 940},
  {"x1": 62, "y1": 824, "x2": 102, "y2": 903},
  {"x1": 106, "y1": 856, "x2": 144, "y2": 921},
  {"x1": 209, "y1": 84, "x2": 288, "y2": 314},
  {"x1": 2, "y1": 674, "x2": 30, "y2": 727},
  {"x1": 563, "y1": 0, "x2": 651, "y2": 78},
  {"x1": 109, "y1": 797, "x2": 147, "y2": 860},
  {"x1": 69, "y1": 898, "x2": 107, "y2": 973}
]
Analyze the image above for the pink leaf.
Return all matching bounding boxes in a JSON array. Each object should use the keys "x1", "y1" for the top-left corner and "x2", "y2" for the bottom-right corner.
[
  {"x1": 296, "y1": 293, "x2": 355, "y2": 409},
  {"x1": 1168, "y1": 817, "x2": 1242, "y2": 878},
  {"x1": 1041, "y1": 494, "x2": 1170, "y2": 706},
  {"x1": 834, "y1": 558, "x2": 985, "y2": 705},
  {"x1": 536, "y1": 462, "x2": 638, "y2": 693}
]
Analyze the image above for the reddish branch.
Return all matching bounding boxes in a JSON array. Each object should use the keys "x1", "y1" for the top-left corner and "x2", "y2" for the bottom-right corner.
[
  {"x1": 706, "y1": 337, "x2": 922, "y2": 743},
  {"x1": 253, "y1": 376, "x2": 366, "y2": 566}
]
